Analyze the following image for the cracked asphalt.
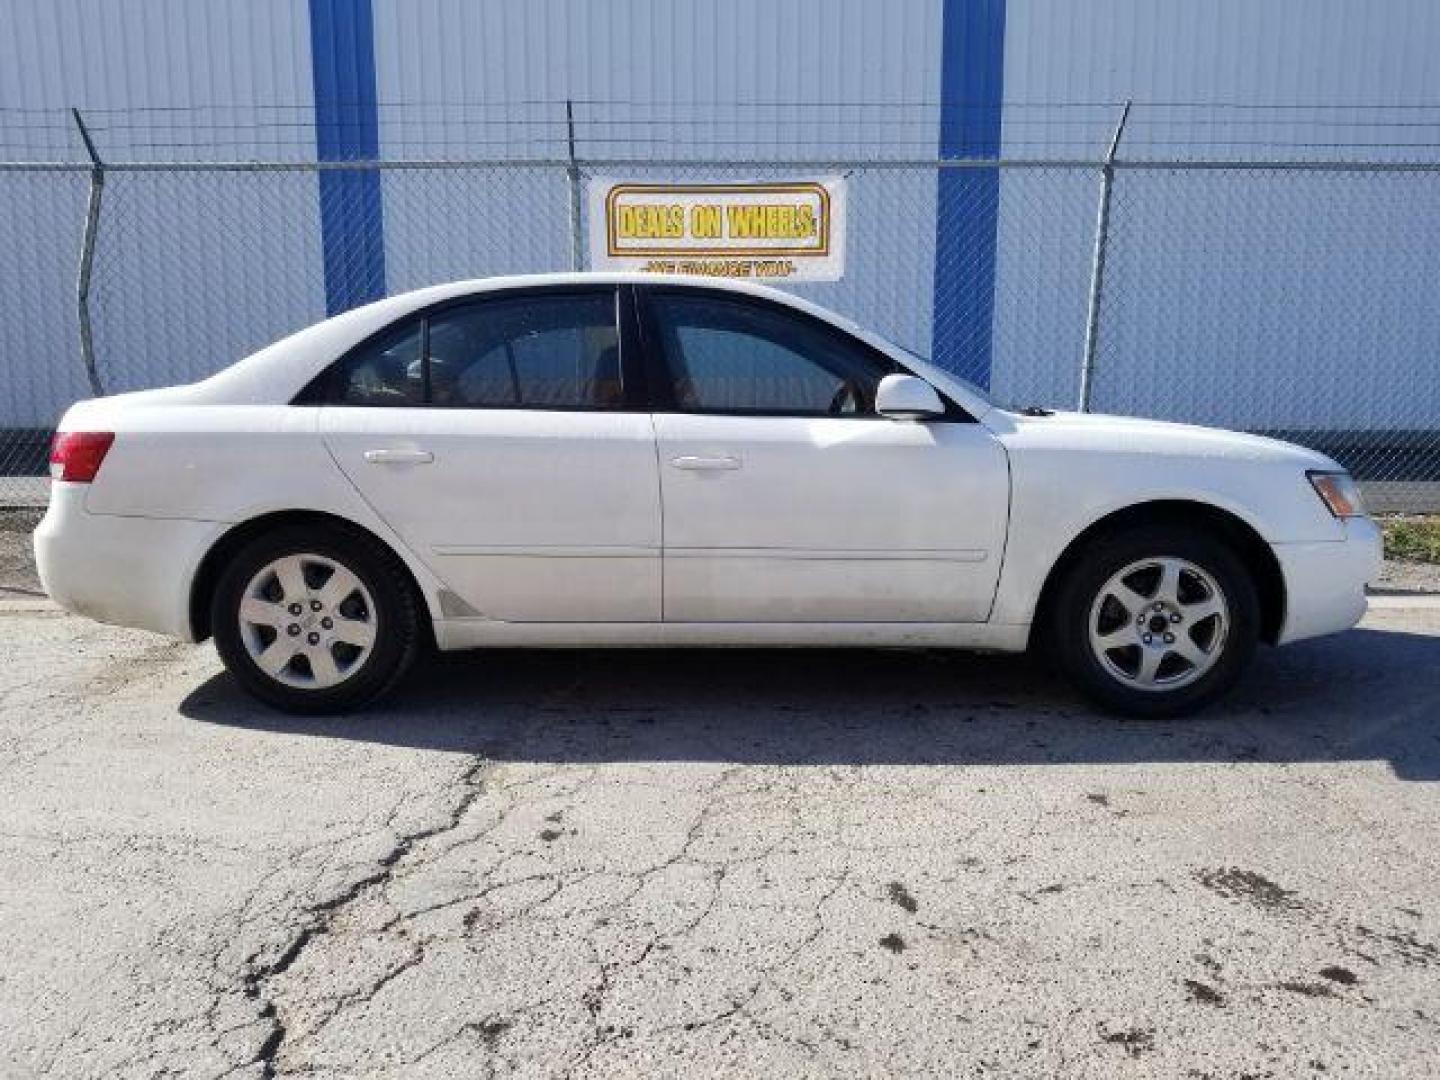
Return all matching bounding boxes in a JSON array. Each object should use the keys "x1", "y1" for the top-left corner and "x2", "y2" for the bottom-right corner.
[{"x1": 2, "y1": 599, "x2": 1439, "y2": 1078}]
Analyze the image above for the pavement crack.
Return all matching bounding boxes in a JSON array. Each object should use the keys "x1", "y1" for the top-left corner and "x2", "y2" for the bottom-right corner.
[{"x1": 236, "y1": 755, "x2": 490, "y2": 1077}]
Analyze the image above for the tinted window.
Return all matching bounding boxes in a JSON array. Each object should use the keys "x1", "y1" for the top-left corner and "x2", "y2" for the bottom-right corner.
[
  {"x1": 428, "y1": 293, "x2": 621, "y2": 409},
  {"x1": 317, "y1": 322, "x2": 424, "y2": 406},
  {"x1": 647, "y1": 293, "x2": 890, "y2": 415}
]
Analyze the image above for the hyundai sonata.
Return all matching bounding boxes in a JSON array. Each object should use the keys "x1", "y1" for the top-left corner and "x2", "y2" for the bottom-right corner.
[{"x1": 36, "y1": 274, "x2": 1380, "y2": 716}]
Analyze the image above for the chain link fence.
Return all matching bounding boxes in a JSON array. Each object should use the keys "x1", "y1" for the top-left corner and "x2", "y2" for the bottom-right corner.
[{"x1": 2, "y1": 103, "x2": 1438, "y2": 511}]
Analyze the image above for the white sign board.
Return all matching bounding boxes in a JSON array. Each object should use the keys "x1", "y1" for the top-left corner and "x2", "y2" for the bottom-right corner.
[{"x1": 587, "y1": 178, "x2": 846, "y2": 282}]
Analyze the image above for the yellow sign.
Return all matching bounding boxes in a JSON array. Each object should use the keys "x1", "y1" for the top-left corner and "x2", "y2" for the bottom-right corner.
[{"x1": 588, "y1": 178, "x2": 847, "y2": 282}]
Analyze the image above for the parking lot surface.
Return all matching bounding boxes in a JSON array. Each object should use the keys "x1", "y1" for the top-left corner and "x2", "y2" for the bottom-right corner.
[{"x1": 2, "y1": 600, "x2": 1439, "y2": 1078}]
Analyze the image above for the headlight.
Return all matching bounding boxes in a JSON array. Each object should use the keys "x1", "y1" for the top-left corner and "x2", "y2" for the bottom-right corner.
[{"x1": 1307, "y1": 470, "x2": 1366, "y2": 518}]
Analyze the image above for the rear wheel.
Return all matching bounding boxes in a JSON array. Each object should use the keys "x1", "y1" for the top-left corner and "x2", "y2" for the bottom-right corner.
[
  {"x1": 211, "y1": 524, "x2": 421, "y2": 714},
  {"x1": 1048, "y1": 525, "x2": 1260, "y2": 718}
]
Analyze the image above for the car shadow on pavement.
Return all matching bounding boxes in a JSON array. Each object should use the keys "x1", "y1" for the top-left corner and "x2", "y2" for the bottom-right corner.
[{"x1": 181, "y1": 627, "x2": 1440, "y2": 780}]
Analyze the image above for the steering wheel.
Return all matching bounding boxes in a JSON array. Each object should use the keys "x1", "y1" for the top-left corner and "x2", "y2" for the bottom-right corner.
[{"x1": 827, "y1": 380, "x2": 860, "y2": 415}]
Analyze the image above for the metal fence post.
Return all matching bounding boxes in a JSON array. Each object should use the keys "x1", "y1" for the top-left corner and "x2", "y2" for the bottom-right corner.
[
  {"x1": 565, "y1": 99, "x2": 585, "y2": 271},
  {"x1": 72, "y1": 107, "x2": 106, "y2": 398},
  {"x1": 1077, "y1": 100, "x2": 1131, "y2": 412}
]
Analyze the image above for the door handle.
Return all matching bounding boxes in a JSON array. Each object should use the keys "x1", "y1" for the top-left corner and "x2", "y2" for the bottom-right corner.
[
  {"x1": 363, "y1": 448, "x2": 434, "y2": 465},
  {"x1": 670, "y1": 455, "x2": 741, "y2": 471}
]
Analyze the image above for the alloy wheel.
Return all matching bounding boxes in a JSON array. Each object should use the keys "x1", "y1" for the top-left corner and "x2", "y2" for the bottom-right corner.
[
  {"x1": 1086, "y1": 556, "x2": 1230, "y2": 692},
  {"x1": 236, "y1": 553, "x2": 378, "y2": 689}
]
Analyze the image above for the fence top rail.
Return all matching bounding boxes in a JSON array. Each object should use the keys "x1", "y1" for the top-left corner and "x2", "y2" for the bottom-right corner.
[{"x1": 5, "y1": 155, "x2": 1440, "y2": 174}]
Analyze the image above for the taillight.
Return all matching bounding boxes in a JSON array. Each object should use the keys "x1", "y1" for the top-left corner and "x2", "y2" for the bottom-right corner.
[{"x1": 49, "y1": 431, "x2": 115, "y2": 483}]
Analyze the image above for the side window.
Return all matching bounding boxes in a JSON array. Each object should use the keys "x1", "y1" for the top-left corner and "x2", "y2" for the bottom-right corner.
[
  {"x1": 647, "y1": 293, "x2": 891, "y2": 415},
  {"x1": 427, "y1": 293, "x2": 621, "y2": 409},
  {"x1": 312, "y1": 322, "x2": 424, "y2": 406}
]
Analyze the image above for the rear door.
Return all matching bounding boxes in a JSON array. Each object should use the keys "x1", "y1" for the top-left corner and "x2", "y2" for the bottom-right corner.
[
  {"x1": 316, "y1": 286, "x2": 661, "y2": 622},
  {"x1": 638, "y1": 287, "x2": 1010, "y2": 622}
]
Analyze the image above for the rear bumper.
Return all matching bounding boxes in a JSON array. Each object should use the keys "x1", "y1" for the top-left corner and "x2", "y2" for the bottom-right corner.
[
  {"x1": 34, "y1": 483, "x2": 223, "y2": 641},
  {"x1": 1273, "y1": 517, "x2": 1383, "y2": 645}
]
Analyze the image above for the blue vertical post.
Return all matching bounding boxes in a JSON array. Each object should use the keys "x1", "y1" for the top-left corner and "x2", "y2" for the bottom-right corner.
[
  {"x1": 931, "y1": 0, "x2": 1007, "y2": 387},
  {"x1": 309, "y1": 0, "x2": 386, "y2": 316}
]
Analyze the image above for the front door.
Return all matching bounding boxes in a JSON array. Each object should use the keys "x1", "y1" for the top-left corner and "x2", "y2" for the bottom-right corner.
[
  {"x1": 317, "y1": 287, "x2": 661, "y2": 622},
  {"x1": 639, "y1": 288, "x2": 1009, "y2": 622}
]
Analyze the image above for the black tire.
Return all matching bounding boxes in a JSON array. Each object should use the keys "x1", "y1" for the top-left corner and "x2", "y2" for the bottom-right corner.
[
  {"x1": 1047, "y1": 524, "x2": 1260, "y2": 718},
  {"x1": 211, "y1": 523, "x2": 422, "y2": 714}
]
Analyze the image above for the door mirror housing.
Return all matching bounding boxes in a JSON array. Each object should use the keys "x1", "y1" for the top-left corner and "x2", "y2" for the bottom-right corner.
[{"x1": 876, "y1": 374, "x2": 945, "y2": 420}]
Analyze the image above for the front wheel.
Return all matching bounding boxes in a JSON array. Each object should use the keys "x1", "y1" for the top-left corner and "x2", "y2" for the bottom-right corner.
[
  {"x1": 1047, "y1": 525, "x2": 1260, "y2": 718},
  {"x1": 211, "y1": 524, "x2": 421, "y2": 714}
]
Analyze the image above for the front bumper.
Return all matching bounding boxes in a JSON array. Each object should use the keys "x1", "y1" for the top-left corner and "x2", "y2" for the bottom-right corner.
[
  {"x1": 1272, "y1": 516, "x2": 1383, "y2": 645},
  {"x1": 34, "y1": 483, "x2": 224, "y2": 641}
]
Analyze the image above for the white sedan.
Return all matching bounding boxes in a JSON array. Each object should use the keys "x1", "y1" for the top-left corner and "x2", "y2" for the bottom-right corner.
[{"x1": 36, "y1": 274, "x2": 1380, "y2": 717}]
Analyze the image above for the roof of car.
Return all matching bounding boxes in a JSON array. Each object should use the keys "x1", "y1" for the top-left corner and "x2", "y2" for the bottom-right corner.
[
  {"x1": 370, "y1": 271, "x2": 831, "y2": 317},
  {"x1": 429, "y1": 271, "x2": 800, "y2": 295}
]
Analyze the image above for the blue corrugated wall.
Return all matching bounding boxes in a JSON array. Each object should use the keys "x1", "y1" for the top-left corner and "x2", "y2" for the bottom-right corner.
[
  {"x1": 309, "y1": 0, "x2": 387, "y2": 315},
  {"x1": 931, "y1": 0, "x2": 1007, "y2": 389}
]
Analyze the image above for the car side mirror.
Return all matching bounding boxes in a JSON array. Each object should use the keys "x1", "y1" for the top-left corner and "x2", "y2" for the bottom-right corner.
[{"x1": 875, "y1": 374, "x2": 945, "y2": 420}]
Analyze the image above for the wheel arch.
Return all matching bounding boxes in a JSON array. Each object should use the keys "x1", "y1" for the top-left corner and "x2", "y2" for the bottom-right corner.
[
  {"x1": 188, "y1": 509, "x2": 435, "y2": 645},
  {"x1": 1031, "y1": 499, "x2": 1286, "y2": 647}
]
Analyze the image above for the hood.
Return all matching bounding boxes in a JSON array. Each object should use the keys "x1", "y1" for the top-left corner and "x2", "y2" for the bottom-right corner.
[{"x1": 992, "y1": 408, "x2": 1343, "y2": 472}]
